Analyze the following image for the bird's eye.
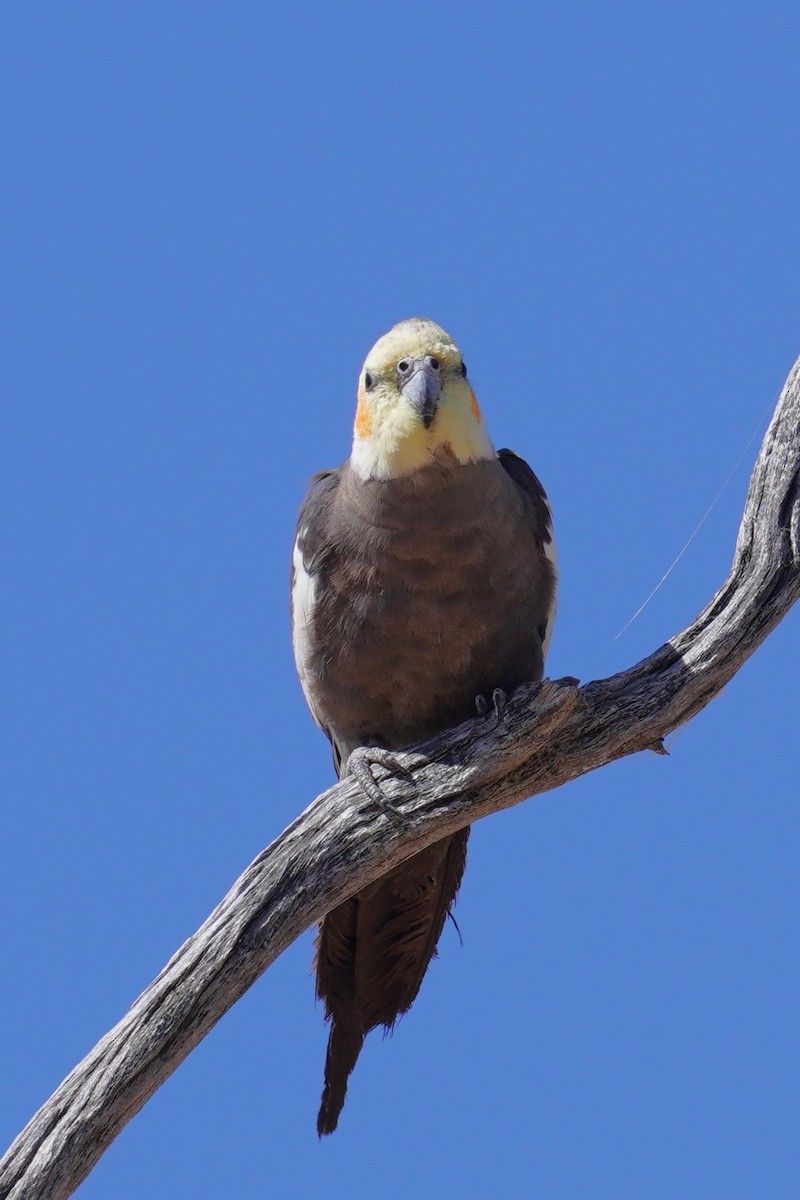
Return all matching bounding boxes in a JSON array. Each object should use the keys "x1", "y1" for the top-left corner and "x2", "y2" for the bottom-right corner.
[
  {"x1": 460, "y1": 361, "x2": 468, "y2": 378},
  {"x1": 429, "y1": 357, "x2": 439, "y2": 370},
  {"x1": 397, "y1": 359, "x2": 410, "y2": 374},
  {"x1": 364, "y1": 372, "x2": 374, "y2": 390}
]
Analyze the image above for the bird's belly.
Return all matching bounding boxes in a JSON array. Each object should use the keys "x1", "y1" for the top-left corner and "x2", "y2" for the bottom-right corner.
[{"x1": 312, "y1": 542, "x2": 544, "y2": 750}]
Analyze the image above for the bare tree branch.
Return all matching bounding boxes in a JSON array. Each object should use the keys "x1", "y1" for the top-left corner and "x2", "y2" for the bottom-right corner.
[{"x1": 3, "y1": 358, "x2": 799, "y2": 1200}]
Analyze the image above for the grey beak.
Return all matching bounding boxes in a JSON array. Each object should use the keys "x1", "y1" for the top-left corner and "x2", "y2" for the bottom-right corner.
[{"x1": 399, "y1": 364, "x2": 442, "y2": 429}]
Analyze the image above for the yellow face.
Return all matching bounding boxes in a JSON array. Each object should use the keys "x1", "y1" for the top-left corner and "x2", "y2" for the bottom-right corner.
[{"x1": 350, "y1": 317, "x2": 494, "y2": 480}]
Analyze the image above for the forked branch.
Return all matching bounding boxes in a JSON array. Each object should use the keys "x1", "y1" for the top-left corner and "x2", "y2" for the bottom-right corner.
[{"x1": 2, "y1": 359, "x2": 799, "y2": 1200}]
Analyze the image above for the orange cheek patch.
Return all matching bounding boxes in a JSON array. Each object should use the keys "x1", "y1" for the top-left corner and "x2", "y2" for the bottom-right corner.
[
  {"x1": 470, "y1": 390, "x2": 483, "y2": 424},
  {"x1": 355, "y1": 392, "x2": 372, "y2": 438}
]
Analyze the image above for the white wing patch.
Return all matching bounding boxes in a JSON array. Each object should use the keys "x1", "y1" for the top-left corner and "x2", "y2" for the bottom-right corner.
[
  {"x1": 291, "y1": 535, "x2": 322, "y2": 727},
  {"x1": 541, "y1": 504, "x2": 558, "y2": 659}
]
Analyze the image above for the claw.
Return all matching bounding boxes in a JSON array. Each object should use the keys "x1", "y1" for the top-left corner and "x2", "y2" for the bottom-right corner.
[
  {"x1": 347, "y1": 747, "x2": 414, "y2": 820},
  {"x1": 475, "y1": 688, "x2": 508, "y2": 721}
]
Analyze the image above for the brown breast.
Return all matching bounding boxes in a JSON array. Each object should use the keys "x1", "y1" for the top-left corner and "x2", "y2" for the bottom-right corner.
[{"x1": 307, "y1": 456, "x2": 554, "y2": 756}]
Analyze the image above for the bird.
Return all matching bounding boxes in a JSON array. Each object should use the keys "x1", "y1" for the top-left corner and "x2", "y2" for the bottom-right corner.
[{"x1": 291, "y1": 317, "x2": 557, "y2": 1135}]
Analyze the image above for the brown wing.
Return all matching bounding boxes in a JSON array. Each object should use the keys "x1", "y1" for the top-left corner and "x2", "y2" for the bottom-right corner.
[
  {"x1": 497, "y1": 447, "x2": 557, "y2": 654},
  {"x1": 291, "y1": 467, "x2": 344, "y2": 762}
]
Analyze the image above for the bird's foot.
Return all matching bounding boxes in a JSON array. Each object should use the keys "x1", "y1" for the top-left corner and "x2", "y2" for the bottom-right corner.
[
  {"x1": 347, "y1": 747, "x2": 419, "y2": 820},
  {"x1": 475, "y1": 688, "x2": 508, "y2": 721}
]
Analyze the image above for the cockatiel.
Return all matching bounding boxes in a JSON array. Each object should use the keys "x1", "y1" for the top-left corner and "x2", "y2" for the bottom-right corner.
[{"x1": 291, "y1": 317, "x2": 556, "y2": 1134}]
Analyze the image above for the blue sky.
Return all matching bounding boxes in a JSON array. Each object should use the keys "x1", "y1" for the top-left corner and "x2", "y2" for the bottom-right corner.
[{"x1": 2, "y1": 3, "x2": 799, "y2": 1196}]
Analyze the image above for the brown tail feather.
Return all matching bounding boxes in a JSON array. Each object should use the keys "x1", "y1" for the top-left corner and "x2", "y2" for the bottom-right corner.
[
  {"x1": 314, "y1": 829, "x2": 469, "y2": 1132},
  {"x1": 317, "y1": 1019, "x2": 364, "y2": 1135}
]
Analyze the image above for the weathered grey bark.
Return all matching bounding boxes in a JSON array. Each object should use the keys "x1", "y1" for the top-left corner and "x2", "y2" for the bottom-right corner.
[{"x1": 2, "y1": 359, "x2": 800, "y2": 1200}]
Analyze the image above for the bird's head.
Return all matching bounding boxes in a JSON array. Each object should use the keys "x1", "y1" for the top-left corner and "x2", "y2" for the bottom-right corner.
[{"x1": 350, "y1": 317, "x2": 494, "y2": 480}]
